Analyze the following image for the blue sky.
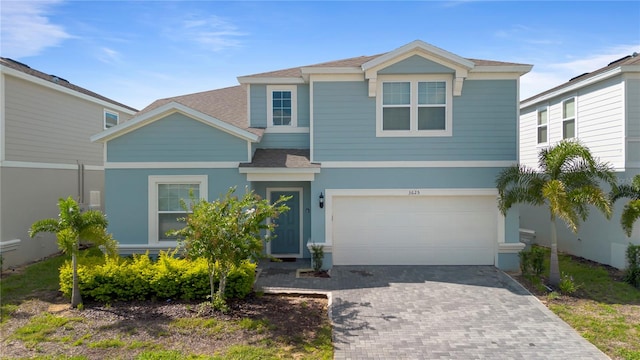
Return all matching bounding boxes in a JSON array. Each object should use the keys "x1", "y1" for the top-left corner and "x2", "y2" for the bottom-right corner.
[{"x1": 2, "y1": 1, "x2": 639, "y2": 110}]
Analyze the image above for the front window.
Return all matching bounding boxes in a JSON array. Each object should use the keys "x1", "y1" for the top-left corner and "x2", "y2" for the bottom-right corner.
[
  {"x1": 157, "y1": 183, "x2": 199, "y2": 241},
  {"x1": 267, "y1": 85, "x2": 297, "y2": 128},
  {"x1": 104, "y1": 110, "x2": 119, "y2": 129},
  {"x1": 537, "y1": 108, "x2": 548, "y2": 144},
  {"x1": 377, "y1": 76, "x2": 452, "y2": 137},
  {"x1": 562, "y1": 98, "x2": 576, "y2": 139},
  {"x1": 148, "y1": 175, "x2": 207, "y2": 244}
]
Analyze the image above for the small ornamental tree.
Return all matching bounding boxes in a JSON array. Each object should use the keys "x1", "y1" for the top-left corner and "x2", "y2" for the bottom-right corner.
[
  {"x1": 496, "y1": 140, "x2": 615, "y2": 287},
  {"x1": 169, "y1": 187, "x2": 290, "y2": 308},
  {"x1": 29, "y1": 197, "x2": 118, "y2": 308}
]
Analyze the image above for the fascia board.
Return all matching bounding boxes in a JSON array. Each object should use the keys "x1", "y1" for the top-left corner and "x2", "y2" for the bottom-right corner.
[
  {"x1": 362, "y1": 40, "x2": 475, "y2": 71},
  {"x1": 0, "y1": 65, "x2": 137, "y2": 114},
  {"x1": 91, "y1": 102, "x2": 259, "y2": 143},
  {"x1": 237, "y1": 76, "x2": 306, "y2": 84}
]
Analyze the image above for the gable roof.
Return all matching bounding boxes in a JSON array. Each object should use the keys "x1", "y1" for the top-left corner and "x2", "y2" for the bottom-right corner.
[
  {"x1": 0, "y1": 57, "x2": 138, "y2": 113},
  {"x1": 521, "y1": 52, "x2": 640, "y2": 107}
]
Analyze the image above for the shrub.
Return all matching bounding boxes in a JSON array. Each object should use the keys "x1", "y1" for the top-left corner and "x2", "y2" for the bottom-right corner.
[
  {"x1": 59, "y1": 252, "x2": 256, "y2": 303},
  {"x1": 559, "y1": 272, "x2": 579, "y2": 294},
  {"x1": 624, "y1": 244, "x2": 640, "y2": 289},
  {"x1": 310, "y1": 244, "x2": 324, "y2": 272},
  {"x1": 518, "y1": 246, "x2": 546, "y2": 277}
]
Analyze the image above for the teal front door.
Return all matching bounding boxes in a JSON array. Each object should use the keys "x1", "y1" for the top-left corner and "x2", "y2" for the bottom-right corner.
[{"x1": 270, "y1": 190, "x2": 301, "y2": 256}]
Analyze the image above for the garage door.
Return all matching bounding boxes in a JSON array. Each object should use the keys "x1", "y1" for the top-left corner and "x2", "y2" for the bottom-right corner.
[{"x1": 331, "y1": 194, "x2": 498, "y2": 265}]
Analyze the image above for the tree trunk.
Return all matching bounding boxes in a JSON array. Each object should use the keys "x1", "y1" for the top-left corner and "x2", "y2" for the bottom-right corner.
[
  {"x1": 549, "y1": 218, "x2": 561, "y2": 287},
  {"x1": 71, "y1": 244, "x2": 82, "y2": 308},
  {"x1": 209, "y1": 266, "x2": 216, "y2": 305},
  {"x1": 218, "y1": 272, "x2": 227, "y2": 300}
]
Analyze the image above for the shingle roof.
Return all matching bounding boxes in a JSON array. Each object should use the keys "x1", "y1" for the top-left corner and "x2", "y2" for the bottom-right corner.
[
  {"x1": 239, "y1": 149, "x2": 319, "y2": 168},
  {"x1": 139, "y1": 85, "x2": 263, "y2": 137},
  {"x1": 241, "y1": 54, "x2": 528, "y2": 79},
  {"x1": 0, "y1": 57, "x2": 138, "y2": 112},
  {"x1": 522, "y1": 52, "x2": 640, "y2": 104}
]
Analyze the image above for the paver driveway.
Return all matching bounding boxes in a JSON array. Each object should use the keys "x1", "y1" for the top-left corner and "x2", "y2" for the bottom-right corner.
[{"x1": 255, "y1": 263, "x2": 608, "y2": 359}]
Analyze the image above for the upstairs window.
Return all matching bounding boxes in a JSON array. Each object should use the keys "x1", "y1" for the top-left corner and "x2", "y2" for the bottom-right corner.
[
  {"x1": 267, "y1": 85, "x2": 297, "y2": 128},
  {"x1": 562, "y1": 98, "x2": 576, "y2": 139},
  {"x1": 377, "y1": 76, "x2": 452, "y2": 137},
  {"x1": 537, "y1": 108, "x2": 548, "y2": 144},
  {"x1": 104, "y1": 110, "x2": 119, "y2": 129}
]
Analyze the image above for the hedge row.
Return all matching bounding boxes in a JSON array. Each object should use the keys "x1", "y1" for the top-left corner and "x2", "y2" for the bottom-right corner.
[{"x1": 59, "y1": 251, "x2": 256, "y2": 303}]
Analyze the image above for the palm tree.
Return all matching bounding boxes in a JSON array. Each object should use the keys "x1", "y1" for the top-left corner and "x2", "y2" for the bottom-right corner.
[
  {"x1": 496, "y1": 140, "x2": 615, "y2": 286},
  {"x1": 611, "y1": 174, "x2": 640, "y2": 237},
  {"x1": 29, "y1": 197, "x2": 117, "y2": 308}
]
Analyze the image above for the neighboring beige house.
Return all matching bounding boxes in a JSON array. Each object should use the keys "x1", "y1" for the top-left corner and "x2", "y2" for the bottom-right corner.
[
  {"x1": 519, "y1": 52, "x2": 640, "y2": 269},
  {"x1": 0, "y1": 58, "x2": 137, "y2": 269}
]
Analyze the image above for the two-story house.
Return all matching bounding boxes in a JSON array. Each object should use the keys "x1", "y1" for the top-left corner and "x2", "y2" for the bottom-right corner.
[
  {"x1": 519, "y1": 52, "x2": 640, "y2": 269},
  {"x1": 0, "y1": 58, "x2": 138, "y2": 269},
  {"x1": 91, "y1": 40, "x2": 532, "y2": 270}
]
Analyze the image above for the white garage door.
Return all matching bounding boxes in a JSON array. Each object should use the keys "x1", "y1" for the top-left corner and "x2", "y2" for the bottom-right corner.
[{"x1": 332, "y1": 194, "x2": 498, "y2": 265}]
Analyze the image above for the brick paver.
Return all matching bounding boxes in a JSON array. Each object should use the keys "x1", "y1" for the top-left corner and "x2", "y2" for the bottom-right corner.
[{"x1": 255, "y1": 262, "x2": 609, "y2": 359}]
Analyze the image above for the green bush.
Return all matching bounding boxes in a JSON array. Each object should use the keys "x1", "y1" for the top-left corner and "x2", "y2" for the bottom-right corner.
[
  {"x1": 624, "y1": 244, "x2": 640, "y2": 289},
  {"x1": 559, "y1": 272, "x2": 579, "y2": 294},
  {"x1": 518, "y1": 246, "x2": 546, "y2": 276},
  {"x1": 59, "y1": 251, "x2": 256, "y2": 303}
]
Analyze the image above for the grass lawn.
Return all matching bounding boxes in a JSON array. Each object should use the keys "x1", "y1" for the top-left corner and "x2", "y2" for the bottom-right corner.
[
  {"x1": 514, "y1": 246, "x2": 640, "y2": 360},
  {"x1": 1, "y1": 250, "x2": 332, "y2": 360}
]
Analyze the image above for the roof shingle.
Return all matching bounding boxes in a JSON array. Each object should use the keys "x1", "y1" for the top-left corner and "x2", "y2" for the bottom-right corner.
[{"x1": 240, "y1": 149, "x2": 319, "y2": 168}]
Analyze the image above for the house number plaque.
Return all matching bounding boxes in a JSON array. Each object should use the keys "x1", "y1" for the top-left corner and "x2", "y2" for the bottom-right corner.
[{"x1": 408, "y1": 190, "x2": 421, "y2": 195}]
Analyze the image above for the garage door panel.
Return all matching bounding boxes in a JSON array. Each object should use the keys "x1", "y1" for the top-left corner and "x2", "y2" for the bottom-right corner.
[{"x1": 332, "y1": 194, "x2": 497, "y2": 266}]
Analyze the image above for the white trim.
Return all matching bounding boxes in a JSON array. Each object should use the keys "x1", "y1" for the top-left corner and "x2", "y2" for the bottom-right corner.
[
  {"x1": 237, "y1": 76, "x2": 305, "y2": 85},
  {"x1": 267, "y1": 187, "x2": 304, "y2": 257},
  {"x1": 320, "y1": 160, "x2": 515, "y2": 168},
  {"x1": 466, "y1": 72, "x2": 527, "y2": 80},
  {"x1": 498, "y1": 242, "x2": 526, "y2": 253},
  {"x1": 91, "y1": 102, "x2": 260, "y2": 143},
  {"x1": 246, "y1": 84, "x2": 251, "y2": 127},
  {"x1": 310, "y1": 79, "x2": 315, "y2": 162},
  {"x1": 0, "y1": 161, "x2": 103, "y2": 170},
  {"x1": 324, "y1": 188, "x2": 500, "y2": 248},
  {"x1": 376, "y1": 75, "x2": 453, "y2": 137},
  {"x1": 362, "y1": 40, "x2": 475, "y2": 71},
  {"x1": 264, "y1": 127, "x2": 309, "y2": 134},
  {"x1": 239, "y1": 167, "x2": 320, "y2": 174},
  {"x1": 561, "y1": 96, "x2": 577, "y2": 140},
  {"x1": 536, "y1": 106, "x2": 549, "y2": 146},
  {"x1": 148, "y1": 175, "x2": 208, "y2": 246},
  {"x1": 106, "y1": 161, "x2": 239, "y2": 169},
  {"x1": 245, "y1": 173, "x2": 317, "y2": 182},
  {"x1": 301, "y1": 67, "x2": 362, "y2": 75},
  {"x1": 247, "y1": 141, "x2": 252, "y2": 163},
  {"x1": 267, "y1": 85, "x2": 298, "y2": 129},
  {"x1": 521, "y1": 67, "x2": 623, "y2": 108},
  {"x1": 0, "y1": 65, "x2": 137, "y2": 115},
  {"x1": 0, "y1": 71, "x2": 5, "y2": 162},
  {"x1": 471, "y1": 65, "x2": 532, "y2": 74},
  {"x1": 104, "y1": 109, "x2": 119, "y2": 129},
  {"x1": 0, "y1": 239, "x2": 21, "y2": 253}
]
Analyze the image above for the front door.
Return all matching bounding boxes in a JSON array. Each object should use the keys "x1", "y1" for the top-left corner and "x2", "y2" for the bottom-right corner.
[{"x1": 269, "y1": 190, "x2": 301, "y2": 256}]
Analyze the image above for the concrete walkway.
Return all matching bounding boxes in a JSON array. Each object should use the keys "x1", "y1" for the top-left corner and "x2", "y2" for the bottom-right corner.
[{"x1": 255, "y1": 261, "x2": 609, "y2": 359}]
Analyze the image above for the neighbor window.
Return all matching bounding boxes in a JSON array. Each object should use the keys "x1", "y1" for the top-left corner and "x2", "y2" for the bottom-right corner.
[
  {"x1": 377, "y1": 76, "x2": 452, "y2": 137},
  {"x1": 537, "y1": 108, "x2": 548, "y2": 144},
  {"x1": 104, "y1": 110, "x2": 119, "y2": 129},
  {"x1": 562, "y1": 98, "x2": 576, "y2": 139},
  {"x1": 148, "y1": 175, "x2": 207, "y2": 244},
  {"x1": 267, "y1": 85, "x2": 297, "y2": 127}
]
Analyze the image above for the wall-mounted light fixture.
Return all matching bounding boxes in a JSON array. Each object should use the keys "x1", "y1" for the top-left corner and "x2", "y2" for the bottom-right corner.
[{"x1": 319, "y1": 192, "x2": 325, "y2": 208}]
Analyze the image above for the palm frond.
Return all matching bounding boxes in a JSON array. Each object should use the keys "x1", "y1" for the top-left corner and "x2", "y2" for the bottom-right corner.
[
  {"x1": 621, "y1": 199, "x2": 640, "y2": 237},
  {"x1": 29, "y1": 218, "x2": 60, "y2": 238},
  {"x1": 569, "y1": 185, "x2": 612, "y2": 221},
  {"x1": 495, "y1": 165, "x2": 545, "y2": 214},
  {"x1": 611, "y1": 175, "x2": 640, "y2": 203}
]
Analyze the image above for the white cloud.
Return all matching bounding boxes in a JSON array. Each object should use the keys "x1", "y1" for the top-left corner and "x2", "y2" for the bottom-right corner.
[
  {"x1": 97, "y1": 47, "x2": 122, "y2": 64},
  {"x1": 0, "y1": 0, "x2": 72, "y2": 58},
  {"x1": 520, "y1": 44, "x2": 640, "y2": 100},
  {"x1": 172, "y1": 15, "x2": 246, "y2": 51}
]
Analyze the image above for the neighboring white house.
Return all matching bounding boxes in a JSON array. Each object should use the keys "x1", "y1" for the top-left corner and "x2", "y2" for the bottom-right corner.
[
  {"x1": 0, "y1": 58, "x2": 138, "y2": 269},
  {"x1": 519, "y1": 52, "x2": 640, "y2": 269}
]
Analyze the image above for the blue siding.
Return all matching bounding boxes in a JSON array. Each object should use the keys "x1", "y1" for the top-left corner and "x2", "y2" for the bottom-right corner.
[
  {"x1": 378, "y1": 55, "x2": 455, "y2": 74},
  {"x1": 313, "y1": 80, "x2": 518, "y2": 161},
  {"x1": 107, "y1": 113, "x2": 248, "y2": 162},
  {"x1": 258, "y1": 133, "x2": 310, "y2": 149},
  {"x1": 308, "y1": 167, "x2": 518, "y2": 253},
  {"x1": 250, "y1": 85, "x2": 267, "y2": 128},
  {"x1": 250, "y1": 84, "x2": 310, "y2": 128},
  {"x1": 251, "y1": 181, "x2": 312, "y2": 258},
  {"x1": 105, "y1": 168, "x2": 249, "y2": 245}
]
